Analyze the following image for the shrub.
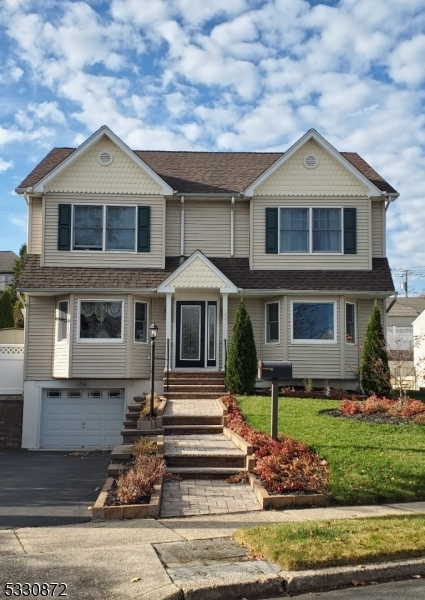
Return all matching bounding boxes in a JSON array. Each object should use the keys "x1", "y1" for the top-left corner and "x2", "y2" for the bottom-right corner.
[
  {"x1": 0, "y1": 287, "x2": 14, "y2": 329},
  {"x1": 132, "y1": 436, "x2": 157, "y2": 458},
  {"x1": 359, "y1": 300, "x2": 391, "y2": 396},
  {"x1": 225, "y1": 297, "x2": 257, "y2": 394},
  {"x1": 139, "y1": 394, "x2": 161, "y2": 419},
  {"x1": 116, "y1": 455, "x2": 166, "y2": 505},
  {"x1": 413, "y1": 413, "x2": 425, "y2": 426},
  {"x1": 220, "y1": 395, "x2": 329, "y2": 495},
  {"x1": 339, "y1": 396, "x2": 425, "y2": 421}
]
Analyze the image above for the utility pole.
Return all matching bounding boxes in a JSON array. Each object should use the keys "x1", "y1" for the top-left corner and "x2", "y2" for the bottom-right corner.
[{"x1": 401, "y1": 270, "x2": 408, "y2": 297}]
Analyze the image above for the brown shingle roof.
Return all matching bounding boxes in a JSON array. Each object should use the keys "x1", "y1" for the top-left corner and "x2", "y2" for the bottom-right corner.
[
  {"x1": 17, "y1": 147, "x2": 397, "y2": 195},
  {"x1": 19, "y1": 255, "x2": 394, "y2": 294},
  {"x1": 0, "y1": 251, "x2": 18, "y2": 272}
]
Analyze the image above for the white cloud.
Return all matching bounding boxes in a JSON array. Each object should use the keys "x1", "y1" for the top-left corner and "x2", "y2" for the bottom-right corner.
[
  {"x1": 0, "y1": 159, "x2": 14, "y2": 172},
  {"x1": 6, "y1": 213, "x2": 27, "y2": 232},
  {"x1": 389, "y1": 34, "x2": 425, "y2": 87}
]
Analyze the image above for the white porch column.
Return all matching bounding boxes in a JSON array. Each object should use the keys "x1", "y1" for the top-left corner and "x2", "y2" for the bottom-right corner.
[
  {"x1": 222, "y1": 293, "x2": 228, "y2": 371},
  {"x1": 165, "y1": 292, "x2": 172, "y2": 369}
]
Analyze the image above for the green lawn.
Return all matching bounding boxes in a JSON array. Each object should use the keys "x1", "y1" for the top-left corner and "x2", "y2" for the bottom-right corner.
[{"x1": 238, "y1": 396, "x2": 425, "y2": 505}]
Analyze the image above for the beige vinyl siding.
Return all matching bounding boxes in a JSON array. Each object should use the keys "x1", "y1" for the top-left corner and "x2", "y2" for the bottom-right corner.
[
  {"x1": 71, "y1": 295, "x2": 128, "y2": 378},
  {"x1": 43, "y1": 193, "x2": 165, "y2": 268},
  {"x1": 234, "y1": 201, "x2": 249, "y2": 258},
  {"x1": 371, "y1": 201, "x2": 384, "y2": 257},
  {"x1": 29, "y1": 197, "x2": 43, "y2": 254},
  {"x1": 287, "y1": 297, "x2": 341, "y2": 380},
  {"x1": 255, "y1": 139, "x2": 369, "y2": 197},
  {"x1": 166, "y1": 199, "x2": 181, "y2": 256},
  {"x1": 26, "y1": 296, "x2": 54, "y2": 379},
  {"x1": 184, "y1": 200, "x2": 231, "y2": 257},
  {"x1": 388, "y1": 316, "x2": 417, "y2": 327},
  {"x1": 252, "y1": 197, "x2": 370, "y2": 270}
]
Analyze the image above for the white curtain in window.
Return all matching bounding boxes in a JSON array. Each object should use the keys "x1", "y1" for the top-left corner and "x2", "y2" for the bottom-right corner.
[{"x1": 80, "y1": 302, "x2": 121, "y2": 323}]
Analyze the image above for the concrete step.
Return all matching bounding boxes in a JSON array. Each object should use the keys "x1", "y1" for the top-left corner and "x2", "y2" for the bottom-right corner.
[
  {"x1": 163, "y1": 391, "x2": 223, "y2": 400},
  {"x1": 162, "y1": 424, "x2": 223, "y2": 435},
  {"x1": 110, "y1": 444, "x2": 133, "y2": 461},
  {"x1": 164, "y1": 371, "x2": 225, "y2": 379},
  {"x1": 127, "y1": 403, "x2": 143, "y2": 413},
  {"x1": 165, "y1": 384, "x2": 226, "y2": 392},
  {"x1": 107, "y1": 463, "x2": 130, "y2": 478},
  {"x1": 166, "y1": 467, "x2": 246, "y2": 480},
  {"x1": 164, "y1": 454, "x2": 246, "y2": 469},
  {"x1": 121, "y1": 428, "x2": 163, "y2": 444},
  {"x1": 162, "y1": 416, "x2": 223, "y2": 426},
  {"x1": 123, "y1": 420, "x2": 138, "y2": 429}
]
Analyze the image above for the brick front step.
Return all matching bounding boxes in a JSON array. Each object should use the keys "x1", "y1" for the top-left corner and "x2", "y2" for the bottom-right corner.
[
  {"x1": 110, "y1": 444, "x2": 133, "y2": 461},
  {"x1": 166, "y1": 467, "x2": 246, "y2": 480},
  {"x1": 163, "y1": 391, "x2": 224, "y2": 400},
  {"x1": 162, "y1": 416, "x2": 223, "y2": 426},
  {"x1": 107, "y1": 463, "x2": 130, "y2": 477},
  {"x1": 121, "y1": 428, "x2": 163, "y2": 444},
  {"x1": 164, "y1": 384, "x2": 226, "y2": 392},
  {"x1": 162, "y1": 424, "x2": 223, "y2": 435},
  {"x1": 127, "y1": 403, "x2": 143, "y2": 413},
  {"x1": 164, "y1": 454, "x2": 246, "y2": 469},
  {"x1": 164, "y1": 370, "x2": 225, "y2": 379}
]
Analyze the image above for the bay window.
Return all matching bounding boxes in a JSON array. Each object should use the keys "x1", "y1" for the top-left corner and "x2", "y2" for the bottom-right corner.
[
  {"x1": 78, "y1": 301, "x2": 123, "y2": 341},
  {"x1": 266, "y1": 302, "x2": 280, "y2": 343},
  {"x1": 292, "y1": 302, "x2": 336, "y2": 343},
  {"x1": 345, "y1": 302, "x2": 356, "y2": 344},
  {"x1": 134, "y1": 301, "x2": 148, "y2": 343}
]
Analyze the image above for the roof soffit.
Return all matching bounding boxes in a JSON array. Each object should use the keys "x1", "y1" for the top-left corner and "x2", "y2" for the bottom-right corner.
[
  {"x1": 244, "y1": 129, "x2": 384, "y2": 197},
  {"x1": 31, "y1": 126, "x2": 173, "y2": 195}
]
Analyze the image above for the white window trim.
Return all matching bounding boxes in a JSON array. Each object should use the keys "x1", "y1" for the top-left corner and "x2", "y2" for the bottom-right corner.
[
  {"x1": 134, "y1": 300, "x2": 149, "y2": 344},
  {"x1": 56, "y1": 300, "x2": 69, "y2": 344},
  {"x1": 71, "y1": 203, "x2": 138, "y2": 254},
  {"x1": 278, "y1": 206, "x2": 344, "y2": 255},
  {"x1": 265, "y1": 301, "x2": 280, "y2": 345},
  {"x1": 345, "y1": 301, "x2": 356, "y2": 345},
  {"x1": 290, "y1": 300, "x2": 337, "y2": 344},
  {"x1": 77, "y1": 299, "x2": 124, "y2": 343}
]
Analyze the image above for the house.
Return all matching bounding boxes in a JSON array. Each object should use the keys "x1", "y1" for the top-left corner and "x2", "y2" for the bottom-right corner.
[
  {"x1": 413, "y1": 308, "x2": 425, "y2": 389},
  {"x1": 15, "y1": 126, "x2": 397, "y2": 449},
  {"x1": 386, "y1": 297, "x2": 425, "y2": 389},
  {"x1": 0, "y1": 251, "x2": 18, "y2": 293}
]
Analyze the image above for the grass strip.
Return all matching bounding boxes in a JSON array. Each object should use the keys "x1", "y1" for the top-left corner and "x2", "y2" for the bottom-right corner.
[
  {"x1": 238, "y1": 396, "x2": 425, "y2": 505},
  {"x1": 233, "y1": 514, "x2": 425, "y2": 571}
]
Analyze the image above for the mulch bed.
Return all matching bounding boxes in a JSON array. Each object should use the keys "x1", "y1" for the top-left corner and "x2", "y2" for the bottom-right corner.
[
  {"x1": 104, "y1": 479, "x2": 150, "y2": 507},
  {"x1": 323, "y1": 409, "x2": 418, "y2": 426}
]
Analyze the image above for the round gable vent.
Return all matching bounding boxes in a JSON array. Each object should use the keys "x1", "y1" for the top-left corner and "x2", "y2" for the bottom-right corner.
[
  {"x1": 98, "y1": 151, "x2": 113, "y2": 166},
  {"x1": 303, "y1": 154, "x2": 318, "y2": 169}
]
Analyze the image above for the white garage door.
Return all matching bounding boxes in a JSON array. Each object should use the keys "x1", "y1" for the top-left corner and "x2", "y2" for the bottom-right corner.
[{"x1": 41, "y1": 389, "x2": 125, "y2": 449}]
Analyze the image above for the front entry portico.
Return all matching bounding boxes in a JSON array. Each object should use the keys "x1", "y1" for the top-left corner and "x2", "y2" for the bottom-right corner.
[{"x1": 157, "y1": 251, "x2": 238, "y2": 371}]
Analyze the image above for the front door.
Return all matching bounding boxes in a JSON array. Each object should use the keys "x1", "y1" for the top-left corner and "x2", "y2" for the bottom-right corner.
[{"x1": 175, "y1": 301, "x2": 217, "y2": 368}]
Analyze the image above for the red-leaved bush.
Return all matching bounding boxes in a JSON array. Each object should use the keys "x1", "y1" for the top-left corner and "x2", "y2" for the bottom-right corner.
[
  {"x1": 340, "y1": 396, "x2": 425, "y2": 420},
  {"x1": 220, "y1": 395, "x2": 329, "y2": 496}
]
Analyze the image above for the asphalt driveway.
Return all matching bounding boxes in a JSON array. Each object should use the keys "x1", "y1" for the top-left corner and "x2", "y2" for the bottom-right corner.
[{"x1": 0, "y1": 449, "x2": 111, "y2": 528}]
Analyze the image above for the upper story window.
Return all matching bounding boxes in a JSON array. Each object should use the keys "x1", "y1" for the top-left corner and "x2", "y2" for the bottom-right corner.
[
  {"x1": 58, "y1": 204, "x2": 150, "y2": 253},
  {"x1": 56, "y1": 301, "x2": 69, "y2": 342},
  {"x1": 266, "y1": 301, "x2": 280, "y2": 343},
  {"x1": 266, "y1": 207, "x2": 356, "y2": 255},
  {"x1": 280, "y1": 208, "x2": 341, "y2": 253},
  {"x1": 291, "y1": 301, "x2": 336, "y2": 344},
  {"x1": 78, "y1": 300, "x2": 123, "y2": 342}
]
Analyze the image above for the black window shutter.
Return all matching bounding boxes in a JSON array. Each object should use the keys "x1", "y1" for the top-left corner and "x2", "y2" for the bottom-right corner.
[
  {"x1": 266, "y1": 208, "x2": 278, "y2": 254},
  {"x1": 344, "y1": 208, "x2": 357, "y2": 254},
  {"x1": 58, "y1": 204, "x2": 71, "y2": 251},
  {"x1": 137, "y1": 206, "x2": 150, "y2": 252}
]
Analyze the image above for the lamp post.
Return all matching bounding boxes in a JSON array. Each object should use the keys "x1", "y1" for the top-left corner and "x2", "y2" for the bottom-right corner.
[{"x1": 149, "y1": 322, "x2": 158, "y2": 421}]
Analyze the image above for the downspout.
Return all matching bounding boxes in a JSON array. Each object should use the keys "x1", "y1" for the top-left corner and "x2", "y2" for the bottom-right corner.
[
  {"x1": 23, "y1": 191, "x2": 31, "y2": 249},
  {"x1": 180, "y1": 196, "x2": 185, "y2": 258},
  {"x1": 230, "y1": 196, "x2": 235, "y2": 257},
  {"x1": 386, "y1": 291, "x2": 398, "y2": 313}
]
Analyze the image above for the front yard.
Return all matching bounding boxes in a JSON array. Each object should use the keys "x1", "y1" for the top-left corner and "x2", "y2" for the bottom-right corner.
[{"x1": 238, "y1": 396, "x2": 425, "y2": 505}]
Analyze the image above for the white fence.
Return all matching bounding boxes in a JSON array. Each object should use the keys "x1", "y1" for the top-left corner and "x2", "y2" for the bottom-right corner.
[
  {"x1": 386, "y1": 326, "x2": 414, "y2": 351},
  {"x1": 0, "y1": 345, "x2": 24, "y2": 394}
]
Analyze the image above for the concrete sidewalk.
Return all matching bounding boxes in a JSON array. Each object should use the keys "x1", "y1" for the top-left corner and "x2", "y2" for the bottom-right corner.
[{"x1": 1, "y1": 501, "x2": 425, "y2": 600}]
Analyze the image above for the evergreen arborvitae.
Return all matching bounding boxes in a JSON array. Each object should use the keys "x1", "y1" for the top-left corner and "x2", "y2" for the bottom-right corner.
[
  {"x1": 359, "y1": 299, "x2": 391, "y2": 396},
  {"x1": 0, "y1": 287, "x2": 15, "y2": 329},
  {"x1": 9, "y1": 243, "x2": 26, "y2": 327},
  {"x1": 225, "y1": 297, "x2": 258, "y2": 394}
]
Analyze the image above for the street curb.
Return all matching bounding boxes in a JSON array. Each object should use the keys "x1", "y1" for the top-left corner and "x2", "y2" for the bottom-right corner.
[
  {"x1": 177, "y1": 573, "x2": 284, "y2": 600},
  {"x1": 280, "y1": 556, "x2": 425, "y2": 593}
]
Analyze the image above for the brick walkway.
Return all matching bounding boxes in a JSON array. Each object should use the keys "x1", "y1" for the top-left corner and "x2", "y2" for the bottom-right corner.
[
  {"x1": 160, "y1": 479, "x2": 261, "y2": 518},
  {"x1": 163, "y1": 399, "x2": 221, "y2": 417},
  {"x1": 165, "y1": 434, "x2": 245, "y2": 456}
]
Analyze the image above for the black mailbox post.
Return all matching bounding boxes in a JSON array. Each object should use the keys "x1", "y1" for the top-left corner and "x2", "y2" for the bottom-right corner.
[{"x1": 258, "y1": 361, "x2": 292, "y2": 440}]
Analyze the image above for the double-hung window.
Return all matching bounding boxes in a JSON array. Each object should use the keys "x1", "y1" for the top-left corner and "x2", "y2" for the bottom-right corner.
[
  {"x1": 266, "y1": 302, "x2": 280, "y2": 343},
  {"x1": 292, "y1": 301, "x2": 336, "y2": 343},
  {"x1": 57, "y1": 301, "x2": 69, "y2": 342},
  {"x1": 278, "y1": 208, "x2": 342, "y2": 253},
  {"x1": 134, "y1": 301, "x2": 148, "y2": 343},
  {"x1": 73, "y1": 205, "x2": 136, "y2": 251}
]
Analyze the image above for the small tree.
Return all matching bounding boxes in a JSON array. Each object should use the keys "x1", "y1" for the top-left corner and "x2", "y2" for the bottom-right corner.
[
  {"x1": 225, "y1": 297, "x2": 258, "y2": 394},
  {"x1": 0, "y1": 287, "x2": 15, "y2": 329},
  {"x1": 359, "y1": 300, "x2": 391, "y2": 396},
  {"x1": 9, "y1": 243, "x2": 26, "y2": 328}
]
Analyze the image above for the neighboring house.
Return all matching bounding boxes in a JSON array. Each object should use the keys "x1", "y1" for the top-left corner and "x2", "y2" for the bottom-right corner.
[
  {"x1": 386, "y1": 297, "x2": 425, "y2": 389},
  {"x1": 0, "y1": 251, "x2": 17, "y2": 293},
  {"x1": 16, "y1": 126, "x2": 397, "y2": 449},
  {"x1": 413, "y1": 309, "x2": 425, "y2": 389}
]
